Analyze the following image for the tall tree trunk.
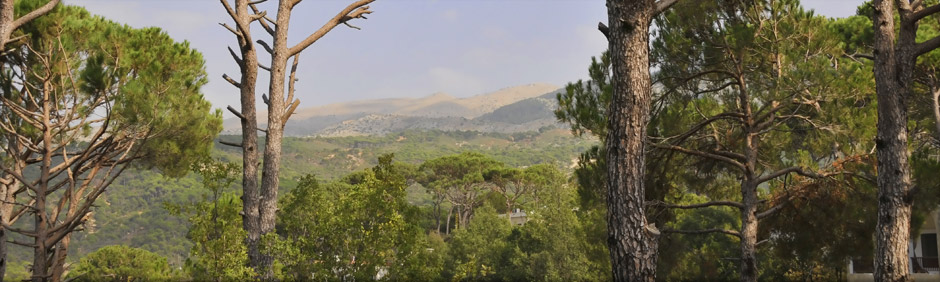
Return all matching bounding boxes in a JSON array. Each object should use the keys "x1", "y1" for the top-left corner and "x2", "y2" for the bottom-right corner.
[
  {"x1": 222, "y1": 0, "x2": 373, "y2": 276},
  {"x1": 739, "y1": 68, "x2": 759, "y2": 282},
  {"x1": 872, "y1": 1, "x2": 915, "y2": 280},
  {"x1": 224, "y1": 0, "x2": 264, "y2": 274},
  {"x1": 253, "y1": 1, "x2": 293, "y2": 278},
  {"x1": 32, "y1": 82, "x2": 53, "y2": 282},
  {"x1": 605, "y1": 1, "x2": 658, "y2": 281}
]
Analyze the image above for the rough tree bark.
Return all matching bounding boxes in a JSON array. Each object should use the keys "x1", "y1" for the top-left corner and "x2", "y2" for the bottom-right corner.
[
  {"x1": 220, "y1": 0, "x2": 374, "y2": 278},
  {"x1": 605, "y1": 1, "x2": 655, "y2": 281},
  {"x1": 219, "y1": 0, "x2": 262, "y2": 274},
  {"x1": 602, "y1": 0, "x2": 683, "y2": 281},
  {"x1": 870, "y1": 1, "x2": 940, "y2": 280}
]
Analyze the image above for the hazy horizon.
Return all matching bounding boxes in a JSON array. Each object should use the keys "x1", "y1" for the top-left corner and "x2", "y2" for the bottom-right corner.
[{"x1": 64, "y1": 0, "x2": 865, "y2": 116}]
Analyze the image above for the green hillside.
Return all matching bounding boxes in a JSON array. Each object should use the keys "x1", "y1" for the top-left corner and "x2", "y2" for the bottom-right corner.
[{"x1": 3, "y1": 128, "x2": 596, "y2": 278}]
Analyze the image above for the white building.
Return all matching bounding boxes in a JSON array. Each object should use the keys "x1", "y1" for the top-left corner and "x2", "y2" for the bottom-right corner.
[{"x1": 847, "y1": 208, "x2": 940, "y2": 282}]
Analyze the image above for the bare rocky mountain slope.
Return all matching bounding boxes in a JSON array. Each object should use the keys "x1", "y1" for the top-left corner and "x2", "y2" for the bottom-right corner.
[{"x1": 222, "y1": 83, "x2": 565, "y2": 137}]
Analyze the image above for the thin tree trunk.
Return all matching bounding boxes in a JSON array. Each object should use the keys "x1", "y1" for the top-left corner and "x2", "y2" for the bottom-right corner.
[
  {"x1": 0, "y1": 179, "x2": 18, "y2": 281},
  {"x1": 506, "y1": 201, "x2": 513, "y2": 224},
  {"x1": 872, "y1": 1, "x2": 915, "y2": 280},
  {"x1": 434, "y1": 200, "x2": 442, "y2": 233},
  {"x1": 445, "y1": 206, "x2": 453, "y2": 235},
  {"x1": 605, "y1": 1, "x2": 658, "y2": 281},
  {"x1": 32, "y1": 82, "x2": 53, "y2": 282}
]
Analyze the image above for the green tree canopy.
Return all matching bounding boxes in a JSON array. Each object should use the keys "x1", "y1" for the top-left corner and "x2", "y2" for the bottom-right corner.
[{"x1": 68, "y1": 245, "x2": 175, "y2": 282}]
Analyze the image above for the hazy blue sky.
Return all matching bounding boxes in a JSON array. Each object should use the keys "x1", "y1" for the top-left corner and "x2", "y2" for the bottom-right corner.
[{"x1": 63, "y1": 0, "x2": 865, "y2": 115}]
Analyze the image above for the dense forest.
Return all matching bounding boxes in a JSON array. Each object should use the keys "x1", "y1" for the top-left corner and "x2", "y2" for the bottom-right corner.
[{"x1": 1, "y1": 0, "x2": 940, "y2": 281}]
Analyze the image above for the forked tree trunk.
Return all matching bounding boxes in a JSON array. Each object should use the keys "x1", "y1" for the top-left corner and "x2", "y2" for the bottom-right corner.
[{"x1": 605, "y1": 1, "x2": 658, "y2": 281}]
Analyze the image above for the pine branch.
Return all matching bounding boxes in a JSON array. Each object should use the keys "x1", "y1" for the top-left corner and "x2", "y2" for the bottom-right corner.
[
  {"x1": 649, "y1": 200, "x2": 745, "y2": 210},
  {"x1": 662, "y1": 228, "x2": 741, "y2": 239},
  {"x1": 650, "y1": 143, "x2": 746, "y2": 171},
  {"x1": 655, "y1": 0, "x2": 682, "y2": 15}
]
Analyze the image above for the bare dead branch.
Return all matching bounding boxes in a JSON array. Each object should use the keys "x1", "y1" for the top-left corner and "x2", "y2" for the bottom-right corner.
[
  {"x1": 220, "y1": 0, "x2": 239, "y2": 22},
  {"x1": 286, "y1": 54, "x2": 300, "y2": 103},
  {"x1": 219, "y1": 23, "x2": 241, "y2": 37},
  {"x1": 288, "y1": 0, "x2": 375, "y2": 57},
  {"x1": 220, "y1": 140, "x2": 244, "y2": 148},
  {"x1": 283, "y1": 99, "x2": 300, "y2": 124},
  {"x1": 249, "y1": 3, "x2": 276, "y2": 36},
  {"x1": 343, "y1": 22, "x2": 362, "y2": 30},
  {"x1": 598, "y1": 22, "x2": 610, "y2": 40},
  {"x1": 249, "y1": 10, "x2": 268, "y2": 22},
  {"x1": 257, "y1": 39, "x2": 273, "y2": 54},
  {"x1": 222, "y1": 73, "x2": 242, "y2": 88},
  {"x1": 227, "y1": 106, "x2": 246, "y2": 121},
  {"x1": 228, "y1": 46, "x2": 243, "y2": 65}
]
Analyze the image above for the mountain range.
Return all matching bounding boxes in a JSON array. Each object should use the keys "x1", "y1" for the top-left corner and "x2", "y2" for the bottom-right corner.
[{"x1": 222, "y1": 83, "x2": 565, "y2": 137}]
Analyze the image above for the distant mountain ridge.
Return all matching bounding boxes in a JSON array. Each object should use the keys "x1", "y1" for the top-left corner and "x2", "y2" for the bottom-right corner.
[{"x1": 222, "y1": 83, "x2": 565, "y2": 137}]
